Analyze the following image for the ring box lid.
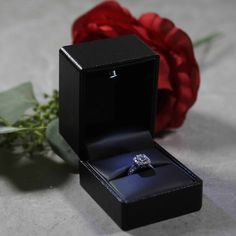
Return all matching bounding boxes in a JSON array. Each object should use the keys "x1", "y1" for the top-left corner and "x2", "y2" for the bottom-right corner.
[
  {"x1": 59, "y1": 35, "x2": 159, "y2": 161},
  {"x1": 61, "y1": 34, "x2": 158, "y2": 71}
]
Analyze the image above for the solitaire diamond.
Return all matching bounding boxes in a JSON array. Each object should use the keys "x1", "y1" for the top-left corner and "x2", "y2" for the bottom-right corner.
[
  {"x1": 133, "y1": 154, "x2": 151, "y2": 166},
  {"x1": 128, "y1": 154, "x2": 154, "y2": 175}
]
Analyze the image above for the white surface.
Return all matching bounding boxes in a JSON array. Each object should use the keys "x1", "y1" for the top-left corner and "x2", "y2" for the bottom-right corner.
[{"x1": 0, "y1": 0, "x2": 236, "y2": 235}]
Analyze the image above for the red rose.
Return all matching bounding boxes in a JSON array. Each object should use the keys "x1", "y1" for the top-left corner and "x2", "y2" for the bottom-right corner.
[{"x1": 72, "y1": 1, "x2": 200, "y2": 134}]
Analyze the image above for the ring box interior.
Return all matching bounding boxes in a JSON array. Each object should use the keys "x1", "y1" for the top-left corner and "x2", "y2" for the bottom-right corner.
[{"x1": 59, "y1": 35, "x2": 202, "y2": 230}]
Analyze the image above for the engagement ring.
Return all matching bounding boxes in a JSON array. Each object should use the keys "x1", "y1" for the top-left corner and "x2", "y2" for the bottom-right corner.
[{"x1": 128, "y1": 154, "x2": 154, "y2": 175}]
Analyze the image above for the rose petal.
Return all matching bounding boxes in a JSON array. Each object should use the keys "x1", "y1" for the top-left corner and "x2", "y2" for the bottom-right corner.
[{"x1": 72, "y1": 1, "x2": 138, "y2": 43}]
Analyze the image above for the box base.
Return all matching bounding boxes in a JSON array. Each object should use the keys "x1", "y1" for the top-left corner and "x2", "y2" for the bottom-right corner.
[{"x1": 79, "y1": 143, "x2": 202, "y2": 230}]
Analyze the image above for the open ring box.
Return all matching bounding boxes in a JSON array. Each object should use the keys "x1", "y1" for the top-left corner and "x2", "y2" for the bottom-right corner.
[{"x1": 59, "y1": 35, "x2": 202, "y2": 230}]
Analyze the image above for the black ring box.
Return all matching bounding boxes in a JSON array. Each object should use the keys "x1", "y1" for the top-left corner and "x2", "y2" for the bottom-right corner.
[{"x1": 59, "y1": 35, "x2": 202, "y2": 230}]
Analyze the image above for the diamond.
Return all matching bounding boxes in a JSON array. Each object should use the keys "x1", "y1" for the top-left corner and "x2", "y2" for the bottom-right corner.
[{"x1": 133, "y1": 154, "x2": 151, "y2": 166}]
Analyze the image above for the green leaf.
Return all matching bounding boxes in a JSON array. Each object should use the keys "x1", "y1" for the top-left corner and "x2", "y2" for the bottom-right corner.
[
  {"x1": 193, "y1": 32, "x2": 223, "y2": 48},
  {"x1": 0, "y1": 82, "x2": 38, "y2": 125},
  {"x1": 0, "y1": 126, "x2": 45, "y2": 134},
  {"x1": 0, "y1": 126, "x2": 28, "y2": 134},
  {"x1": 46, "y1": 118, "x2": 79, "y2": 169}
]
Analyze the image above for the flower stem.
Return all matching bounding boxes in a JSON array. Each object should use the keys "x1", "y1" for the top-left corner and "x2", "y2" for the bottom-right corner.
[{"x1": 193, "y1": 32, "x2": 223, "y2": 48}]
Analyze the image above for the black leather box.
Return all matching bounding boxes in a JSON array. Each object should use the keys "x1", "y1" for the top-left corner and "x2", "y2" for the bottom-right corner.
[{"x1": 59, "y1": 35, "x2": 202, "y2": 230}]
